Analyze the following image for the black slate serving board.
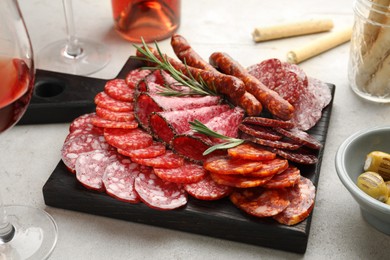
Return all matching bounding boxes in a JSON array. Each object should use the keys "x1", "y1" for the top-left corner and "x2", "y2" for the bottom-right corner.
[{"x1": 40, "y1": 59, "x2": 335, "y2": 254}]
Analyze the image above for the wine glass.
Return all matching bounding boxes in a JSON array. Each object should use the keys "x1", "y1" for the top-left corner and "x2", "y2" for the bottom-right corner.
[
  {"x1": 0, "y1": 0, "x2": 58, "y2": 259},
  {"x1": 37, "y1": 0, "x2": 111, "y2": 76}
]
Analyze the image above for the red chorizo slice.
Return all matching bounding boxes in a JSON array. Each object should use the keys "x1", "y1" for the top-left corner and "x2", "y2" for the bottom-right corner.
[
  {"x1": 134, "y1": 167, "x2": 187, "y2": 210},
  {"x1": 184, "y1": 174, "x2": 233, "y2": 200},
  {"x1": 263, "y1": 166, "x2": 301, "y2": 189},
  {"x1": 125, "y1": 68, "x2": 152, "y2": 89},
  {"x1": 104, "y1": 79, "x2": 135, "y2": 102},
  {"x1": 91, "y1": 116, "x2": 138, "y2": 129},
  {"x1": 96, "y1": 107, "x2": 135, "y2": 122},
  {"x1": 131, "y1": 151, "x2": 184, "y2": 169},
  {"x1": 153, "y1": 161, "x2": 206, "y2": 184},
  {"x1": 230, "y1": 188, "x2": 290, "y2": 217},
  {"x1": 204, "y1": 156, "x2": 268, "y2": 175},
  {"x1": 227, "y1": 143, "x2": 276, "y2": 161},
  {"x1": 75, "y1": 149, "x2": 119, "y2": 191},
  {"x1": 274, "y1": 127, "x2": 322, "y2": 150},
  {"x1": 273, "y1": 176, "x2": 316, "y2": 225},
  {"x1": 244, "y1": 158, "x2": 289, "y2": 177},
  {"x1": 95, "y1": 92, "x2": 134, "y2": 112},
  {"x1": 102, "y1": 157, "x2": 141, "y2": 203},
  {"x1": 117, "y1": 141, "x2": 166, "y2": 159},
  {"x1": 238, "y1": 123, "x2": 282, "y2": 141},
  {"x1": 242, "y1": 116, "x2": 294, "y2": 129},
  {"x1": 210, "y1": 172, "x2": 273, "y2": 188},
  {"x1": 103, "y1": 128, "x2": 153, "y2": 150}
]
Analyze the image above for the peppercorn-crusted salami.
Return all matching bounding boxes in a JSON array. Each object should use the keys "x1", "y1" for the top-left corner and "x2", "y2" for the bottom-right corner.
[
  {"x1": 103, "y1": 128, "x2": 153, "y2": 150},
  {"x1": 117, "y1": 141, "x2": 166, "y2": 159},
  {"x1": 230, "y1": 188, "x2": 290, "y2": 217},
  {"x1": 104, "y1": 79, "x2": 135, "y2": 102},
  {"x1": 96, "y1": 107, "x2": 135, "y2": 122},
  {"x1": 263, "y1": 166, "x2": 301, "y2": 189},
  {"x1": 95, "y1": 92, "x2": 134, "y2": 112},
  {"x1": 273, "y1": 176, "x2": 316, "y2": 225},
  {"x1": 102, "y1": 157, "x2": 141, "y2": 203},
  {"x1": 134, "y1": 167, "x2": 187, "y2": 210},
  {"x1": 184, "y1": 173, "x2": 233, "y2": 200},
  {"x1": 210, "y1": 172, "x2": 274, "y2": 188},
  {"x1": 227, "y1": 143, "x2": 276, "y2": 161},
  {"x1": 131, "y1": 150, "x2": 184, "y2": 169},
  {"x1": 153, "y1": 161, "x2": 206, "y2": 184},
  {"x1": 91, "y1": 116, "x2": 138, "y2": 129},
  {"x1": 125, "y1": 68, "x2": 152, "y2": 89}
]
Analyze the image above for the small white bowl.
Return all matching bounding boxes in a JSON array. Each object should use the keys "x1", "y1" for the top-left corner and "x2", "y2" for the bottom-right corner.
[{"x1": 335, "y1": 126, "x2": 390, "y2": 236}]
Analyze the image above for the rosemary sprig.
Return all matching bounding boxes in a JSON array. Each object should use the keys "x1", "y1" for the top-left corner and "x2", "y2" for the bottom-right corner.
[
  {"x1": 189, "y1": 120, "x2": 245, "y2": 155},
  {"x1": 132, "y1": 39, "x2": 216, "y2": 96}
]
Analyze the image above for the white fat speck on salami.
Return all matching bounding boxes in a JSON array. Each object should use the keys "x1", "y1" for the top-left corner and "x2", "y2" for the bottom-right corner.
[
  {"x1": 134, "y1": 167, "x2": 187, "y2": 210},
  {"x1": 273, "y1": 176, "x2": 316, "y2": 225},
  {"x1": 104, "y1": 79, "x2": 135, "y2": 102},
  {"x1": 75, "y1": 150, "x2": 119, "y2": 191},
  {"x1": 102, "y1": 157, "x2": 141, "y2": 203},
  {"x1": 184, "y1": 173, "x2": 233, "y2": 200}
]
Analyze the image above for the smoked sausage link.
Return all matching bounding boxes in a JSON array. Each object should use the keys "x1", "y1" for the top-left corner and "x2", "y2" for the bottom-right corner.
[{"x1": 209, "y1": 52, "x2": 294, "y2": 121}]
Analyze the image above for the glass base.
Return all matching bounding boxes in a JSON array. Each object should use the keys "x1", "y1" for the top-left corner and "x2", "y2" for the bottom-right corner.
[
  {"x1": 351, "y1": 85, "x2": 390, "y2": 103},
  {"x1": 0, "y1": 205, "x2": 58, "y2": 260},
  {"x1": 37, "y1": 38, "x2": 111, "y2": 76}
]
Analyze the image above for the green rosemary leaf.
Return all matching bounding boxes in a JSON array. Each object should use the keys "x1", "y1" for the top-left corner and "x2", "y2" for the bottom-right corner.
[{"x1": 202, "y1": 140, "x2": 245, "y2": 155}]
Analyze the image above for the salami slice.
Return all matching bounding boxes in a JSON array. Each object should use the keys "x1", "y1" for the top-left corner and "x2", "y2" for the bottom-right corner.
[
  {"x1": 102, "y1": 157, "x2": 141, "y2": 203},
  {"x1": 149, "y1": 104, "x2": 230, "y2": 144},
  {"x1": 75, "y1": 149, "x2": 119, "y2": 191},
  {"x1": 271, "y1": 147, "x2": 318, "y2": 165},
  {"x1": 117, "y1": 141, "x2": 166, "y2": 159},
  {"x1": 273, "y1": 176, "x2": 316, "y2": 225},
  {"x1": 227, "y1": 143, "x2": 276, "y2": 161},
  {"x1": 131, "y1": 151, "x2": 184, "y2": 169},
  {"x1": 153, "y1": 161, "x2": 206, "y2": 184},
  {"x1": 263, "y1": 166, "x2": 300, "y2": 189},
  {"x1": 184, "y1": 174, "x2": 233, "y2": 200},
  {"x1": 125, "y1": 68, "x2": 152, "y2": 89},
  {"x1": 96, "y1": 107, "x2": 135, "y2": 122},
  {"x1": 238, "y1": 123, "x2": 282, "y2": 141},
  {"x1": 91, "y1": 116, "x2": 138, "y2": 129},
  {"x1": 274, "y1": 127, "x2": 322, "y2": 150},
  {"x1": 204, "y1": 156, "x2": 270, "y2": 175},
  {"x1": 230, "y1": 188, "x2": 290, "y2": 217},
  {"x1": 242, "y1": 117, "x2": 294, "y2": 129},
  {"x1": 104, "y1": 79, "x2": 135, "y2": 102},
  {"x1": 134, "y1": 167, "x2": 187, "y2": 210},
  {"x1": 210, "y1": 172, "x2": 273, "y2": 188},
  {"x1": 244, "y1": 158, "x2": 289, "y2": 177},
  {"x1": 104, "y1": 128, "x2": 153, "y2": 150},
  {"x1": 242, "y1": 134, "x2": 301, "y2": 151},
  {"x1": 95, "y1": 92, "x2": 134, "y2": 112},
  {"x1": 69, "y1": 113, "x2": 99, "y2": 132},
  {"x1": 61, "y1": 134, "x2": 113, "y2": 173}
]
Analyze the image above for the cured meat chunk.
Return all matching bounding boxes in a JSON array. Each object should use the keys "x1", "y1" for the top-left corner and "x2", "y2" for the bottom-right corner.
[
  {"x1": 230, "y1": 188, "x2": 290, "y2": 217},
  {"x1": 75, "y1": 150, "x2": 119, "y2": 191},
  {"x1": 227, "y1": 143, "x2": 276, "y2": 161},
  {"x1": 153, "y1": 161, "x2": 206, "y2": 184},
  {"x1": 92, "y1": 116, "x2": 138, "y2": 129},
  {"x1": 61, "y1": 134, "x2": 113, "y2": 173},
  {"x1": 96, "y1": 107, "x2": 135, "y2": 122},
  {"x1": 274, "y1": 127, "x2": 322, "y2": 150},
  {"x1": 117, "y1": 141, "x2": 166, "y2": 159},
  {"x1": 104, "y1": 128, "x2": 153, "y2": 150},
  {"x1": 104, "y1": 79, "x2": 135, "y2": 102},
  {"x1": 125, "y1": 68, "x2": 152, "y2": 89},
  {"x1": 263, "y1": 166, "x2": 301, "y2": 189},
  {"x1": 95, "y1": 92, "x2": 134, "y2": 112},
  {"x1": 210, "y1": 172, "x2": 273, "y2": 188},
  {"x1": 134, "y1": 93, "x2": 221, "y2": 130},
  {"x1": 184, "y1": 174, "x2": 233, "y2": 200},
  {"x1": 131, "y1": 151, "x2": 184, "y2": 169},
  {"x1": 149, "y1": 104, "x2": 230, "y2": 144},
  {"x1": 134, "y1": 167, "x2": 187, "y2": 210},
  {"x1": 273, "y1": 176, "x2": 316, "y2": 225},
  {"x1": 238, "y1": 123, "x2": 282, "y2": 141},
  {"x1": 102, "y1": 157, "x2": 141, "y2": 203}
]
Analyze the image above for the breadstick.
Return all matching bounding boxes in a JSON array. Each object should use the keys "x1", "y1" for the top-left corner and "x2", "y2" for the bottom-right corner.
[
  {"x1": 286, "y1": 27, "x2": 352, "y2": 64},
  {"x1": 252, "y1": 19, "x2": 334, "y2": 42}
]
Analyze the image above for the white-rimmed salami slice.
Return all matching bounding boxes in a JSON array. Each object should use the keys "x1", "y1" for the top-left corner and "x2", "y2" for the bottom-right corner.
[
  {"x1": 96, "y1": 107, "x2": 135, "y2": 122},
  {"x1": 102, "y1": 157, "x2": 141, "y2": 203},
  {"x1": 263, "y1": 166, "x2": 301, "y2": 189},
  {"x1": 75, "y1": 149, "x2": 119, "y2": 191},
  {"x1": 230, "y1": 188, "x2": 290, "y2": 217},
  {"x1": 104, "y1": 128, "x2": 153, "y2": 150},
  {"x1": 61, "y1": 134, "x2": 113, "y2": 173},
  {"x1": 125, "y1": 68, "x2": 152, "y2": 89},
  {"x1": 131, "y1": 151, "x2": 184, "y2": 169},
  {"x1": 273, "y1": 176, "x2": 316, "y2": 225},
  {"x1": 153, "y1": 161, "x2": 206, "y2": 184},
  {"x1": 117, "y1": 141, "x2": 166, "y2": 159},
  {"x1": 104, "y1": 79, "x2": 135, "y2": 102},
  {"x1": 184, "y1": 174, "x2": 233, "y2": 200},
  {"x1": 95, "y1": 92, "x2": 134, "y2": 112},
  {"x1": 134, "y1": 167, "x2": 187, "y2": 210}
]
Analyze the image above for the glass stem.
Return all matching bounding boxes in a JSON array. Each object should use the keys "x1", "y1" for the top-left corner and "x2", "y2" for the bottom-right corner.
[
  {"x1": 62, "y1": 0, "x2": 82, "y2": 58},
  {"x1": 0, "y1": 191, "x2": 15, "y2": 244}
]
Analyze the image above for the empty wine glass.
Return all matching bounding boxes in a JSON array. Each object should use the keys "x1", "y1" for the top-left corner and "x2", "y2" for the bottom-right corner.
[
  {"x1": 37, "y1": 0, "x2": 111, "y2": 75},
  {"x1": 0, "y1": 0, "x2": 57, "y2": 259}
]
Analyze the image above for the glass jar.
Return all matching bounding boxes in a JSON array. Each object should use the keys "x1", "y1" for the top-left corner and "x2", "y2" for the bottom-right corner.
[
  {"x1": 349, "y1": 0, "x2": 390, "y2": 102},
  {"x1": 111, "y1": 0, "x2": 181, "y2": 43}
]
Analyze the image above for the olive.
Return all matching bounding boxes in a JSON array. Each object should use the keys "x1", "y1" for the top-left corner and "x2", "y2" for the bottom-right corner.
[{"x1": 357, "y1": 171, "x2": 389, "y2": 202}]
